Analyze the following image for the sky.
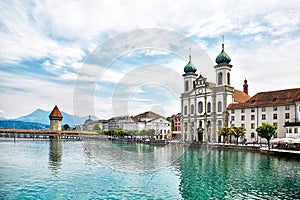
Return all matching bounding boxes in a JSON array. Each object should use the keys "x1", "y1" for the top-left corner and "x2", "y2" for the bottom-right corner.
[{"x1": 0, "y1": 0, "x2": 300, "y2": 120}]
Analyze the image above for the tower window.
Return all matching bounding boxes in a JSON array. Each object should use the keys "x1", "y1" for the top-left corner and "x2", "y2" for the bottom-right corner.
[
  {"x1": 217, "y1": 101, "x2": 222, "y2": 112},
  {"x1": 185, "y1": 81, "x2": 189, "y2": 92},
  {"x1": 191, "y1": 104, "x2": 194, "y2": 114},
  {"x1": 227, "y1": 73, "x2": 230, "y2": 85},
  {"x1": 184, "y1": 106, "x2": 187, "y2": 115},
  {"x1": 218, "y1": 72, "x2": 223, "y2": 85},
  {"x1": 198, "y1": 101, "x2": 203, "y2": 114}
]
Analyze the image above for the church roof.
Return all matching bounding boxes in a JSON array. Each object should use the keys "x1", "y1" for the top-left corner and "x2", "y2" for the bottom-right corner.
[
  {"x1": 184, "y1": 55, "x2": 197, "y2": 73},
  {"x1": 49, "y1": 105, "x2": 63, "y2": 119},
  {"x1": 228, "y1": 88, "x2": 300, "y2": 109}
]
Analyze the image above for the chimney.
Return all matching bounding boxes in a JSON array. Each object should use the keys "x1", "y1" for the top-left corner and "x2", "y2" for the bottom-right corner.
[{"x1": 243, "y1": 79, "x2": 248, "y2": 95}]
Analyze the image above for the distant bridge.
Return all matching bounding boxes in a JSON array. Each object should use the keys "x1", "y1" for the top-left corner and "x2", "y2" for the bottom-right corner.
[{"x1": 0, "y1": 129, "x2": 102, "y2": 140}]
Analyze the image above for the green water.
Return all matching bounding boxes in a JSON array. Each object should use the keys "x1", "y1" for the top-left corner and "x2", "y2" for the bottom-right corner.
[{"x1": 0, "y1": 139, "x2": 299, "y2": 199}]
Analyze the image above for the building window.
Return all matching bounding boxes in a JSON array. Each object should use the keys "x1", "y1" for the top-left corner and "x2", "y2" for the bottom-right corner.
[
  {"x1": 241, "y1": 124, "x2": 245, "y2": 128},
  {"x1": 218, "y1": 72, "x2": 223, "y2": 85},
  {"x1": 198, "y1": 101, "x2": 203, "y2": 114},
  {"x1": 273, "y1": 114, "x2": 277, "y2": 119},
  {"x1": 285, "y1": 105, "x2": 290, "y2": 110},
  {"x1": 184, "y1": 106, "x2": 187, "y2": 115},
  {"x1": 273, "y1": 123, "x2": 277, "y2": 127},
  {"x1": 251, "y1": 132, "x2": 255, "y2": 138},
  {"x1": 218, "y1": 120, "x2": 222, "y2": 129},
  {"x1": 191, "y1": 121, "x2": 194, "y2": 127},
  {"x1": 241, "y1": 115, "x2": 245, "y2": 121},
  {"x1": 289, "y1": 128, "x2": 292, "y2": 133},
  {"x1": 241, "y1": 109, "x2": 245, "y2": 113},
  {"x1": 231, "y1": 109, "x2": 235, "y2": 114},
  {"x1": 262, "y1": 107, "x2": 266, "y2": 112},
  {"x1": 184, "y1": 122, "x2": 188, "y2": 131},
  {"x1": 207, "y1": 102, "x2": 211, "y2": 113},
  {"x1": 251, "y1": 123, "x2": 255, "y2": 129},
  {"x1": 231, "y1": 116, "x2": 235, "y2": 121},
  {"x1": 262, "y1": 114, "x2": 266, "y2": 120},
  {"x1": 294, "y1": 128, "x2": 298, "y2": 134},
  {"x1": 227, "y1": 73, "x2": 230, "y2": 85},
  {"x1": 251, "y1": 115, "x2": 255, "y2": 120},
  {"x1": 185, "y1": 81, "x2": 189, "y2": 92},
  {"x1": 218, "y1": 101, "x2": 222, "y2": 112},
  {"x1": 251, "y1": 108, "x2": 255, "y2": 112},
  {"x1": 191, "y1": 104, "x2": 194, "y2": 114},
  {"x1": 273, "y1": 106, "x2": 277, "y2": 111},
  {"x1": 285, "y1": 113, "x2": 290, "y2": 119}
]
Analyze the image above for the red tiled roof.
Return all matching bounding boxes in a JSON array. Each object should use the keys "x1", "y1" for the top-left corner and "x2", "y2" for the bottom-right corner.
[
  {"x1": 228, "y1": 88, "x2": 300, "y2": 109},
  {"x1": 132, "y1": 111, "x2": 163, "y2": 122},
  {"x1": 233, "y1": 89, "x2": 250, "y2": 103},
  {"x1": 49, "y1": 105, "x2": 63, "y2": 119}
]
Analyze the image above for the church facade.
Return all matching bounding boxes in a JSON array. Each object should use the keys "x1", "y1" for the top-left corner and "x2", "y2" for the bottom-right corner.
[{"x1": 181, "y1": 42, "x2": 249, "y2": 143}]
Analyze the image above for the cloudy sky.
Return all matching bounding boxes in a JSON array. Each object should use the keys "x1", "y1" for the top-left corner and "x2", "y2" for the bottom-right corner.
[{"x1": 0, "y1": 0, "x2": 300, "y2": 120}]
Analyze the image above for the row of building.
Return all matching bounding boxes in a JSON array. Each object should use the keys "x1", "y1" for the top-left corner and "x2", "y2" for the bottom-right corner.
[{"x1": 77, "y1": 111, "x2": 171, "y2": 139}]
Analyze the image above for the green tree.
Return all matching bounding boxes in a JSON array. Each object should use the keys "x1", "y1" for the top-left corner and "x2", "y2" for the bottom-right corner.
[
  {"x1": 256, "y1": 123, "x2": 277, "y2": 150},
  {"x1": 93, "y1": 123, "x2": 101, "y2": 132},
  {"x1": 220, "y1": 126, "x2": 232, "y2": 144},
  {"x1": 232, "y1": 126, "x2": 246, "y2": 145}
]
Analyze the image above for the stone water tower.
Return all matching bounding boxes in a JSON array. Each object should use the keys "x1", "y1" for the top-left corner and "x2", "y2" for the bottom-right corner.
[{"x1": 49, "y1": 105, "x2": 63, "y2": 130}]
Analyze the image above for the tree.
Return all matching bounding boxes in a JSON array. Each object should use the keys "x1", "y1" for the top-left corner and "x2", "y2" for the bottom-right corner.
[
  {"x1": 220, "y1": 126, "x2": 232, "y2": 144},
  {"x1": 256, "y1": 123, "x2": 277, "y2": 150},
  {"x1": 232, "y1": 126, "x2": 246, "y2": 145},
  {"x1": 63, "y1": 124, "x2": 70, "y2": 131},
  {"x1": 93, "y1": 123, "x2": 101, "y2": 131}
]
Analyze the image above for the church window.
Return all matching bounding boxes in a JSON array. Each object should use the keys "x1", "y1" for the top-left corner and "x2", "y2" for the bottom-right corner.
[
  {"x1": 207, "y1": 102, "x2": 211, "y2": 113},
  {"x1": 184, "y1": 106, "x2": 187, "y2": 115},
  {"x1": 185, "y1": 81, "x2": 189, "y2": 92},
  {"x1": 198, "y1": 101, "x2": 203, "y2": 113},
  {"x1": 217, "y1": 101, "x2": 222, "y2": 112},
  {"x1": 191, "y1": 104, "x2": 194, "y2": 114},
  {"x1": 218, "y1": 72, "x2": 223, "y2": 85},
  {"x1": 227, "y1": 73, "x2": 230, "y2": 85}
]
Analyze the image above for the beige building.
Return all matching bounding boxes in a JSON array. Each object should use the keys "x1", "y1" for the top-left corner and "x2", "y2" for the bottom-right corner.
[
  {"x1": 49, "y1": 105, "x2": 63, "y2": 131},
  {"x1": 228, "y1": 88, "x2": 300, "y2": 142}
]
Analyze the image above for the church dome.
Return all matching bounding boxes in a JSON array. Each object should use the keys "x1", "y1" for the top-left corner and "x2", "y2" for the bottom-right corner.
[
  {"x1": 216, "y1": 45, "x2": 231, "y2": 64},
  {"x1": 184, "y1": 55, "x2": 197, "y2": 73}
]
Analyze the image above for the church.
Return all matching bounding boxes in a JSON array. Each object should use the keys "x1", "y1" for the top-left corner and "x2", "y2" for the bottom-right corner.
[{"x1": 181, "y1": 41, "x2": 249, "y2": 143}]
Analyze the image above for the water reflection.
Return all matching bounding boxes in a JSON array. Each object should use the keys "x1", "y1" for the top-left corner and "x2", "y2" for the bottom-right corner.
[
  {"x1": 82, "y1": 140, "x2": 188, "y2": 173},
  {"x1": 179, "y1": 148, "x2": 300, "y2": 199},
  {"x1": 48, "y1": 138, "x2": 62, "y2": 171}
]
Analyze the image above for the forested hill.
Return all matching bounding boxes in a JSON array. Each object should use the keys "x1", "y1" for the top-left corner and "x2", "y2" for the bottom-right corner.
[{"x1": 0, "y1": 120, "x2": 49, "y2": 130}]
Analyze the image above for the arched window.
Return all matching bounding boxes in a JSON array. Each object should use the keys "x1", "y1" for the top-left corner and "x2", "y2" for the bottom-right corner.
[
  {"x1": 198, "y1": 101, "x2": 203, "y2": 113},
  {"x1": 207, "y1": 102, "x2": 211, "y2": 113},
  {"x1": 185, "y1": 81, "x2": 189, "y2": 92},
  {"x1": 218, "y1": 72, "x2": 223, "y2": 85},
  {"x1": 227, "y1": 73, "x2": 230, "y2": 85},
  {"x1": 184, "y1": 106, "x2": 187, "y2": 115},
  {"x1": 218, "y1": 101, "x2": 222, "y2": 112},
  {"x1": 191, "y1": 104, "x2": 194, "y2": 114}
]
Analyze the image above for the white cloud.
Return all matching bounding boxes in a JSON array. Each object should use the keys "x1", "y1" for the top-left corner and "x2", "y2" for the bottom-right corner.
[{"x1": 1, "y1": 0, "x2": 300, "y2": 119}]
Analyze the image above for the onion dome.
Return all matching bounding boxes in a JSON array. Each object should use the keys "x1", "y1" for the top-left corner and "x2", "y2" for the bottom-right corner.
[
  {"x1": 184, "y1": 55, "x2": 197, "y2": 73},
  {"x1": 216, "y1": 42, "x2": 231, "y2": 64}
]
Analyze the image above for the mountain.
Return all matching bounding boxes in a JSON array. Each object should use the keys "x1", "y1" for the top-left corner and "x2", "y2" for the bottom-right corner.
[{"x1": 14, "y1": 108, "x2": 98, "y2": 126}]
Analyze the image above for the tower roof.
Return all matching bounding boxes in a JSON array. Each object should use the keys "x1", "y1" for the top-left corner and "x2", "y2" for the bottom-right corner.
[
  {"x1": 49, "y1": 105, "x2": 63, "y2": 120},
  {"x1": 215, "y1": 36, "x2": 231, "y2": 64},
  {"x1": 184, "y1": 55, "x2": 197, "y2": 73}
]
